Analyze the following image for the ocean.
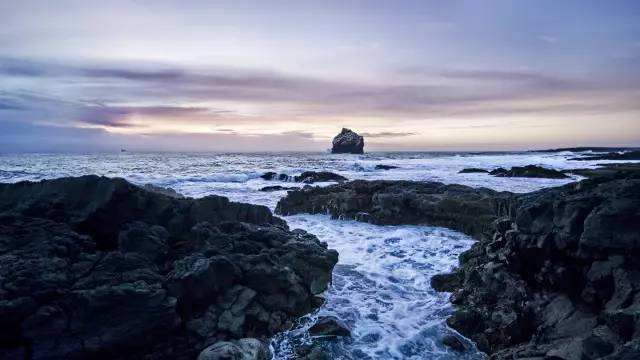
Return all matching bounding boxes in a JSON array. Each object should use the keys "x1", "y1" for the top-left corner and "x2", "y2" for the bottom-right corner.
[{"x1": 0, "y1": 150, "x2": 623, "y2": 359}]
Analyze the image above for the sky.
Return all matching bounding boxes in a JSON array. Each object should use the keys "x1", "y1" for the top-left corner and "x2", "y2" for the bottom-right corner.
[{"x1": 1, "y1": 0, "x2": 639, "y2": 152}]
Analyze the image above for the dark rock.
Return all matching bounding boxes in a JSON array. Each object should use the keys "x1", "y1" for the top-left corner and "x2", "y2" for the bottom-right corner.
[
  {"x1": 490, "y1": 165, "x2": 569, "y2": 179},
  {"x1": 570, "y1": 150, "x2": 640, "y2": 161},
  {"x1": 459, "y1": 168, "x2": 489, "y2": 174},
  {"x1": 142, "y1": 183, "x2": 184, "y2": 198},
  {"x1": 331, "y1": 128, "x2": 364, "y2": 154},
  {"x1": 197, "y1": 338, "x2": 269, "y2": 360},
  {"x1": 276, "y1": 180, "x2": 509, "y2": 239},
  {"x1": 308, "y1": 316, "x2": 351, "y2": 337},
  {"x1": 260, "y1": 172, "x2": 290, "y2": 181},
  {"x1": 564, "y1": 163, "x2": 640, "y2": 178},
  {"x1": 535, "y1": 147, "x2": 639, "y2": 153},
  {"x1": 0, "y1": 176, "x2": 338, "y2": 359},
  {"x1": 259, "y1": 185, "x2": 297, "y2": 192},
  {"x1": 293, "y1": 171, "x2": 347, "y2": 184},
  {"x1": 260, "y1": 171, "x2": 346, "y2": 184},
  {"x1": 431, "y1": 272, "x2": 462, "y2": 292},
  {"x1": 375, "y1": 164, "x2": 399, "y2": 170},
  {"x1": 442, "y1": 335, "x2": 466, "y2": 352}
]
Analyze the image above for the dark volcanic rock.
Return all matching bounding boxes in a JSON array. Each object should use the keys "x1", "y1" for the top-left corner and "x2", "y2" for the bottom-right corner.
[
  {"x1": 260, "y1": 171, "x2": 347, "y2": 184},
  {"x1": 260, "y1": 172, "x2": 291, "y2": 181},
  {"x1": 259, "y1": 185, "x2": 298, "y2": 192},
  {"x1": 308, "y1": 316, "x2": 351, "y2": 337},
  {"x1": 535, "y1": 147, "x2": 639, "y2": 153},
  {"x1": 570, "y1": 150, "x2": 640, "y2": 161},
  {"x1": 459, "y1": 168, "x2": 489, "y2": 174},
  {"x1": 489, "y1": 164, "x2": 569, "y2": 179},
  {"x1": 565, "y1": 163, "x2": 640, "y2": 178},
  {"x1": 276, "y1": 180, "x2": 509, "y2": 239},
  {"x1": 437, "y1": 172, "x2": 640, "y2": 358},
  {"x1": 331, "y1": 128, "x2": 364, "y2": 154},
  {"x1": 197, "y1": 338, "x2": 269, "y2": 360},
  {"x1": 442, "y1": 335, "x2": 466, "y2": 352},
  {"x1": 294, "y1": 171, "x2": 347, "y2": 184},
  {"x1": 0, "y1": 176, "x2": 338, "y2": 359},
  {"x1": 375, "y1": 164, "x2": 399, "y2": 170}
]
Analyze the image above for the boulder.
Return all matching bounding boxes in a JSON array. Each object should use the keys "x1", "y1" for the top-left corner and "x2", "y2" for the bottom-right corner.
[
  {"x1": 259, "y1": 185, "x2": 298, "y2": 192},
  {"x1": 375, "y1": 165, "x2": 399, "y2": 170},
  {"x1": 0, "y1": 176, "x2": 338, "y2": 359},
  {"x1": 442, "y1": 335, "x2": 466, "y2": 352},
  {"x1": 458, "y1": 168, "x2": 489, "y2": 174},
  {"x1": 331, "y1": 128, "x2": 364, "y2": 154},
  {"x1": 197, "y1": 338, "x2": 269, "y2": 360},
  {"x1": 294, "y1": 171, "x2": 347, "y2": 183},
  {"x1": 260, "y1": 172, "x2": 290, "y2": 181},
  {"x1": 260, "y1": 171, "x2": 347, "y2": 184},
  {"x1": 308, "y1": 316, "x2": 351, "y2": 337},
  {"x1": 489, "y1": 165, "x2": 569, "y2": 179}
]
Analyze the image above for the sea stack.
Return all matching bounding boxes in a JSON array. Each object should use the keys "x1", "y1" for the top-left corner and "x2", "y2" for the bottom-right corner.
[{"x1": 331, "y1": 128, "x2": 364, "y2": 154}]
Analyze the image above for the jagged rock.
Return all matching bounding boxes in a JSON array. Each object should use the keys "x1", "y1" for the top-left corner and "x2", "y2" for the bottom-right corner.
[
  {"x1": 570, "y1": 150, "x2": 640, "y2": 161},
  {"x1": 0, "y1": 176, "x2": 338, "y2": 359},
  {"x1": 197, "y1": 338, "x2": 269, "y2": 360},
  {"x1": 438, "y1": 171, "x2": 640, "y2": 358},
  {"x1": 442, "y1": 335, "x2": 466, "y2": 352},
  {"x1": 142, "y1": 183, "x2": 184, "y2": 198},
  {"x1": 260, "y1": 171, "x2": 347, "y2": 184},
  {"x1": 565, "y1": 163, "x2": 640, "y2": 178},
  {"x1": 430, "y1": 272, "x2": 462, "y2": 292},
  {"x1": 276, "y1": 180, "x2": 509, "y2": 239},
  {"x1": 308, "y1": 316, "x2": 351, "y2": 337},
  {"x1": 375, "y1": 164, "x2": 399, "y2": 170},
  {"x1": 259, "y1": 185, "x2": 297, "y2": 192},
  {"x1": 458, "y1": 168, "x2": 489, "y2": 173},
  {"x1": 260, "y1": 172, "x2": 290, "y2": 181},
  {"x1": 294, "y1": 171, "x2": 347, "y2": 184},
  {"x1": 331, "y1": 128, "x2": 364, "y2": 154},
  {"x1": 489, "y1": 165, "x2": 569, "y2": 179}
]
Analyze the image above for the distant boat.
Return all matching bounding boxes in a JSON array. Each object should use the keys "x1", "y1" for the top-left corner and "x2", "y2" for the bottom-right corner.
[{"x1": 120, "y1": 149, "x2": 127, "y2": 152}]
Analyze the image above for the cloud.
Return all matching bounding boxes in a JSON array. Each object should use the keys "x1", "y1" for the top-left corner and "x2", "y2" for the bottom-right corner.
[
  {"x1": 278, "y1": 130, "x2": 316, "y2": 138},
  {"x1": 2, "y1": 56, "x2": 640, "y2": 151},
  {"x1": 361, "y1": 131, "x2": 417, "y2": 138},
  {"x1": 78, "y1": 105, "x2": 212, "y2": 128},
  {"x1": 537, "y1": 35, "x2": 559, "y2": 44}
]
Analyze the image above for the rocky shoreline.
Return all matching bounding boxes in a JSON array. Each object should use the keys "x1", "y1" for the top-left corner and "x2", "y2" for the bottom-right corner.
[
  {"x1": 0, "y1": 176, "x2": 338, "y2": 359},
  {"x1": 276, "y1": 170, "x2": 640, "y2": 359}
]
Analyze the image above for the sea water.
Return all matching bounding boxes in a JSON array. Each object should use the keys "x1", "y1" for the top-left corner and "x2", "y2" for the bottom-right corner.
[{"x1": 0, "y1": 150, "x2": 626, "y2": 359}]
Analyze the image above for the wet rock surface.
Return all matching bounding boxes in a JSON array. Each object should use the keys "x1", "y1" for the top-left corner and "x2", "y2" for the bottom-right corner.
[
  {"x1": 259, "y1": 185, "x2": 298, "y2": 192},
  {"x1": 277, "y1": 171, "x2": 640, "y2": 359},
  {"x1": 438, "y1": 171, "x2": 640, "y2": 359},
  {"x1": 489, "y1": 164, "x2": 569, "y2": 178},
  {"x1": 197, "y1": 338, "x2": 269, "y2": 360},
  {"x1": 374, "y1": 164, "x2": 399, "y2": 170},
  {"x1": 442, "y1": 335, "x2": 466, "y2": 352},
  {"x1": 0, "y1": 175, "x2": 338, "y2": 359},
  {"x1": 260, "y1": 171, "x2": 347, "y2": 184},
  {"x1": 565, "y1": 163, "x2": 640, "y2": 178},
  {"x1": 276, "y1": 179, "x2": 509, "y2": 239},
  {"x1": 459, "y1": 168, "x2": 489, "y2": 173},
  {"x1": 570, "y1": 150, "x2": 640, "y2": 161},
  {"x1": 308, "y1": 316, "x2": 351, "y2": 337},
  {"x1": 331, "y1": 128, "x2": 364, "y2": 154}
]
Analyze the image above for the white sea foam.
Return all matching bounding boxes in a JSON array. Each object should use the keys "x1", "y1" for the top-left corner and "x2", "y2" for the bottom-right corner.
[{"x1": 270, "y1": 215, "x2": 484, "y2": 360}]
